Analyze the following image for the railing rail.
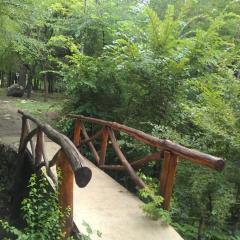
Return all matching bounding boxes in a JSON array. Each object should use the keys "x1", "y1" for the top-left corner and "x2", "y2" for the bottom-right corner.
[
  {"x1": 68, "y1": 114, "x2": 224, "y2": 210},
  {"x1": 17, "y1": 110, "x2": 92, "y2": 238}
]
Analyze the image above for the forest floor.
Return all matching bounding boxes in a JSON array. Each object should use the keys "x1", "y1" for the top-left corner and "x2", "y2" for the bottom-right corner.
[{"x1": 0, "y1": 88, "x2": 64, "y2": 144}]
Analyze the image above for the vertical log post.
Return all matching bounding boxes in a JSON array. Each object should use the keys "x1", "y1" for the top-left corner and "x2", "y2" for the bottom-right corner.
[
  {"x1": 99, "y1": 127, "x2": 109, "y2": 166},
  {"x1": 26, "y1": 119, "x2": 35, "y2": 159},
  {"x1": 57, "y1": 150, "x2": 74, "y2": 239},
  {"x1": 160, "y1": 151, "x2": 178, "y2": 210},
  {"x1": 73, "y1": 119, "x2": 81, "y2": 147},
  {"x1": 19, "y1": 116, "x2": 27, "y2": 151},
  {"x1": 35, "y1": 129, "x2": 43, "y2": 168}
]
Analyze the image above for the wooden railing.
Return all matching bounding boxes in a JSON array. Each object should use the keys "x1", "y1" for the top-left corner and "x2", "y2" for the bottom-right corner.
[
  {"x1": 17, "y1": 110, "x2": 92, "y2": 237},
  {"x1": 69, "y1": 114, "x2": 224, "y2": 210}
]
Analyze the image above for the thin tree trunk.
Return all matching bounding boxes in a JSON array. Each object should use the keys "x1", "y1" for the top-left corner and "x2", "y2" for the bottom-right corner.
[
  {"x1": 0, "y1": 71, "x2": 3, "y2": 87},
  {"x1": 26, "y1": 74, "x2": 32, "y2": 99},
  {"x1": 197, "y1": 216, "x2": 204, "y2": 240},
  {"x1": 44, "y1": 72, "x2": 48, "y2": 102},
  {"x1": 84, "y1": 0, "x2": 87, "y2": 13}
]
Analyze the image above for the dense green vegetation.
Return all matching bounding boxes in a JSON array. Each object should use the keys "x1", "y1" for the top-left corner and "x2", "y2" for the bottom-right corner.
[
  {"x1": 0, "y1": 0, "x2": 240, "y2": 239},
  {"x1": 0, "y1": 173, "x2": 71, "y2": 240}
]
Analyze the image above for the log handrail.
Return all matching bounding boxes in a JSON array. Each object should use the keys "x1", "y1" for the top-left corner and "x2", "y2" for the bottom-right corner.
[
  {"x1": 68, "y1": 114, "x2": 225, "y2": 210},
  {"x1": 68, "y1": 114, "x2": 224, "y2": 171},
  {"x1": 19, "y1": 110, "x2": 92, "y2": 188}
]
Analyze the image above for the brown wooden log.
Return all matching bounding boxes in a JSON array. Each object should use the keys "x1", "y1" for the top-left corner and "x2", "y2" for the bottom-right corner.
[
  {"x1": 80, "y1": 122, "x2": 100, "y2": 164},
  {"x1": 160, "y1": 151, "x2": 178, "y2": 210},
  {"x1": 80, "y1": 128, "x2": 104, "y2": 145},
  {"x1": 73, "y1": 119, "x2": 81, "y2": 146},
  {"x1": 100, "y1": 165, "x2": 125, "y2": 171},
  {"x1": 19, "y1": 116, "x2": 28, "y2": 151},
  {"x1": 57, "y1": 150, "x2": 73, "y2": 239},
  {"x1": 18, "y1": 128, "x2": 38, "y2": 154},
  {"x1": 35, "y1": 128, "x2": 43, "y2": 167},
  {"x1": 131, "y1": 151, "x2": 162, "y2": 169},
  {"x1": 108, "y1": 128, "x2": 145, "y2": 188},
  {"x1": 26, "y1": 119, "x2": 36, "y2": 160},
  {"x1": 99, "y1": 128, "x2": 109, "y2": 166},
  {"x1": 68, "y1": 114, "x2": 224, "y2": 171},
  {"x1": 100, "y1": 152, "x2": 162, "y2": 171},
  {"x1": 18, "y1": 110, "x2": 92, "y2": 188},
  {"x1": 42, "y1": 138, "x2": 57, "y2": 185}
]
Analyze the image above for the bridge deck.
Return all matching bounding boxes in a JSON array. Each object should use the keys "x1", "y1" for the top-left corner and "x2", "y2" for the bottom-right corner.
[{"x1": 45, "y1": 142, "x2": 183, "y2": 240}]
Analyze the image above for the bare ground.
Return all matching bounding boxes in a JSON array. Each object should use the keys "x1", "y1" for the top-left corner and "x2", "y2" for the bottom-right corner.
[{"x1": 0, "y1": 99, "x2": 21, "y2": 145}]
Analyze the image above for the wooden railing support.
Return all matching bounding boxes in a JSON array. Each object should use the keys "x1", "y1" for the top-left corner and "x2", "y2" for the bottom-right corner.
[
  {"x1": 73, "y1": 119, "x2": 81, "y2": 147},
  {"x1": 80, "y1": 122, "x2": 100, "y2": 164},
  {"x1": 99, "y1": 127, "x2": 109, "y2": 166},
  {"x1": 57, "y1": 150, "x2": 74, "y2": 239},
  {"x1": 35, "y1": 129, "x2": 43, "y2": 168},
  {"x1": 160, "y1": 151, "x2": 178, "y2": 210},
  {"x1": 19, "y1": 116, "x2": 27, "y2": 150},
  {"x1": 26, "y1": 119, "x2": 35, "y2": 159},
  {"x1": 108, "y1": 128, "x2": 145, "y2": 188}
]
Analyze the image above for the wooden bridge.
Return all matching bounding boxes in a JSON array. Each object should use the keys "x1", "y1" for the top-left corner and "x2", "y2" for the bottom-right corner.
[{"x1": 3, "y1": 110, "x2": 224, "y2": 239}]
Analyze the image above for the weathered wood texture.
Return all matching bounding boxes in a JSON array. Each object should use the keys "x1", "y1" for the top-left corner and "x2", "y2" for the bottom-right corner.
[
  {"x1": 57, "y1": 150, "x2": 74, "y2": 239},
  {"x1": 99, "y1": 128, "x2": 109, "y2": 166},
  {"x1": 35, "y1": 128, "x2": 43, "y2": 167},
  {"x1": 108, "y1": 128, "x2": 145, "y2": 188},
  {"x1": 160, "y1": 151, "x2": 178, "y2": 210},
  {"x1": 100, "y1": 152, "x2": 162, "y2": 171},
  {"x1": 73, "y1": 119, "x2": 81, "y2": 146},
  {"x1": 80, "y1": 122, "x2": 100, "y2": 164}
]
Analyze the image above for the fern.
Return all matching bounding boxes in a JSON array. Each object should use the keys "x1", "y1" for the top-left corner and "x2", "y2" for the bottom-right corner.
[{"x1": 145, "y1": 5, "x2": 178, "y2": 54}]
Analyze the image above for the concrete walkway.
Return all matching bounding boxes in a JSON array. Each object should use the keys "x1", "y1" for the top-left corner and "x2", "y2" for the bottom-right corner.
[{"x1": 44, "y1": 142, "x2": 183, "y2": 240}]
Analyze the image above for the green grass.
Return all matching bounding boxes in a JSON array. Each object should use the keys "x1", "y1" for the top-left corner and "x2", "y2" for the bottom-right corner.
[{"x1": 0, "y1": 88, "x2": 65, "y2": 122}]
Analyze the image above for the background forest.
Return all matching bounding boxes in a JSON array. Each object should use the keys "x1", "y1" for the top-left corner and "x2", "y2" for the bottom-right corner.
[{"x1": 0, "y1": 0, "x2": 240, "y2": 239}]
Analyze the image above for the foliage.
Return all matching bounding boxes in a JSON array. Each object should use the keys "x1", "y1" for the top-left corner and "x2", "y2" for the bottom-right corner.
[
  {"x1": 138, "y1": 172, "x2": 171, "y2": 224},
  {"x1": 81, "y1": 221, "x2": 102, "y2": 240},
  {"x1": 0, "y1": 173, "x2": 73, "y2": 240}
]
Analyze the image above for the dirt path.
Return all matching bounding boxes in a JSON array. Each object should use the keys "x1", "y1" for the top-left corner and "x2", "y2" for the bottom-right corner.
[{"x1": 0, "y1": 100, "x2": 21, "y2": 144}]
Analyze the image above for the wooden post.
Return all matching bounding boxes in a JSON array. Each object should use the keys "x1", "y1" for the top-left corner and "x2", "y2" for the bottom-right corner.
[
  {"x1": 35, "y1": 129, "x2": 43, "y2": 168},
  {"x1": 26, "y1": 119, "x2": 35, "y2": 160},
  {"x1": 99, "y1": 127, "x2": 109, "y2": 166},
  {"x1": 73, "y1": 119, "x2": 81, "y2": 146},
  {"x1": 19, "y1": 116, "x2": 27, "y2": 151},
  {"x1": 57, "y1": 150, "x2": 74, "y2": 239},
  {"x1": 160, "y1": 151, "x2": 178, "y2": 210}
]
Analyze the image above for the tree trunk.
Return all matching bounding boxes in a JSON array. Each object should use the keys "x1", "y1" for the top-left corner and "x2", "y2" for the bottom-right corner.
[
  {"x1": 19, "y1": 64, "x2": 27, "y2": 87},
  {"x1": 8, "y1": 72, "x2": 11, "y2": 87},
  {"x1": 26, "y1": 74, "x2": 32, "y2": 99},
  {"x1": 197, "y1": 216, "x2": 204, "y2": 240},
  {"x1": 44, "y1": 72, "x2": 48, "y2": 102},
  {"x1": 84, "y1": 0, "x2": 87, "y2": 13},
  {"x1": 0, "y1": 71, "x2": 3, "y2": 87}
]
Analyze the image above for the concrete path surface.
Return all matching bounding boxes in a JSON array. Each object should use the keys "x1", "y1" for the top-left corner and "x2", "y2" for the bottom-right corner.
[{"x1": 44, "y1": 142, "x2": 183, "y2": 240}]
